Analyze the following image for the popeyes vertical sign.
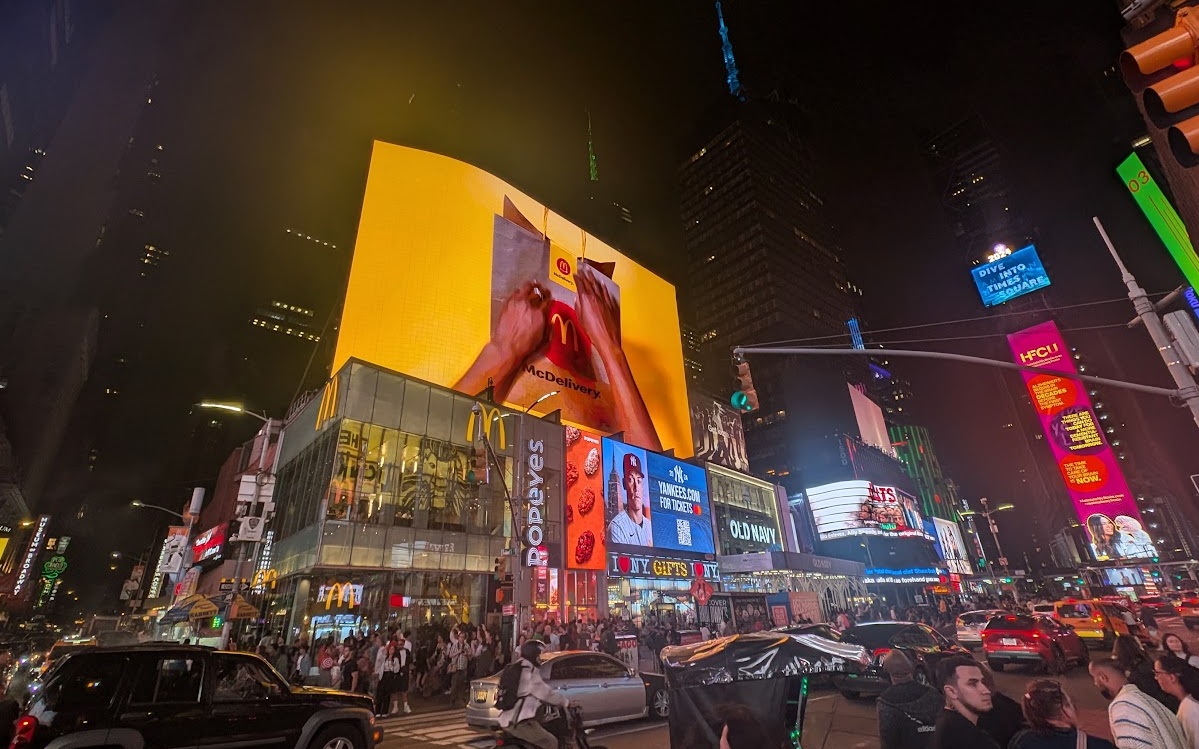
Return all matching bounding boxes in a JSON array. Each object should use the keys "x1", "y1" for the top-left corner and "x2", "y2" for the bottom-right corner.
[{"x1": 524, "y1": 437, "x2": 548, "y2": 567}]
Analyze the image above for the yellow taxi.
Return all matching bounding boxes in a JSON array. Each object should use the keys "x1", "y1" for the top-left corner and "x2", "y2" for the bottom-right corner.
[
  {"x1": 1178, "y1": 593, "x2": 1199, "y2": 630},
  {"x1": 1053, "y1": 599, "x2": 1133, "y2": 648}
]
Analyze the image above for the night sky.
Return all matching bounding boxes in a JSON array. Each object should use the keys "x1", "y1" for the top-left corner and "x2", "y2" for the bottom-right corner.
[{"x1": 10, "y1": 2, "x2": 1199, "y2": 602}]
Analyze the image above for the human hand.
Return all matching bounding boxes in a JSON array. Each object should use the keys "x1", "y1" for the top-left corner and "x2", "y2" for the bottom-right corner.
[
  {"x1": 574, "y1": 263, "x2": 621, "y2": 361},
  {"x1": 493, "y1": 280, "x2": 551, "y2": 366}
]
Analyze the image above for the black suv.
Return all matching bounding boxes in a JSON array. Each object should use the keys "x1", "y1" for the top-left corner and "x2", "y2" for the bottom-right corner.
[{"x1": 11, "y1": 645, "x2": 382, "y2": 749}]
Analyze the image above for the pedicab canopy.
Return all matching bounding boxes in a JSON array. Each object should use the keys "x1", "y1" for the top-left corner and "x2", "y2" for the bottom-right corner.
[{"x1": 661, "y1": 632, "x2": 870, "y2": 749}]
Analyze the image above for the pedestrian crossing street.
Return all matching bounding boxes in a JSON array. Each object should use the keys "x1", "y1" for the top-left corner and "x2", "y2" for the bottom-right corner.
[{"x1": 376, "y1": 708, "x2": 493, "y2": 748}]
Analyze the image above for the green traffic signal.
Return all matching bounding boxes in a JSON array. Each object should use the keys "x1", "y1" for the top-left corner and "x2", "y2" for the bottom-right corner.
[{"x1": 731, "y1": 391, "x2": 750, "y2": 411}]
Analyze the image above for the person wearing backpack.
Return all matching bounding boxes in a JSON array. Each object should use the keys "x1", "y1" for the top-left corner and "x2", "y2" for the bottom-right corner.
[
  {"x1": 496, "y1": 641, "x2": 575, "y2": 749},
  {"x1": 876, "y1": 650, "x2": 942, "y2": 749}
]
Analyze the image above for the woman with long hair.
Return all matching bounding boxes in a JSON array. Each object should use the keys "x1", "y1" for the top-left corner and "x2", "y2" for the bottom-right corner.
[
  {"x1": 1164, "y1": 633, "x2": 1199, "y2": 668},
  {"x1": 1154, "y1": 654, "x2": 1199, "y2": 747},
  {"x1": 1114, "y1": 634, "x2": 1179, "y2": 712},
  {"x1": 1087, "y1": 514, "x2": 1118, "y2": 559},
  {"x1": 1011, "y1": 679, "x2": 1116, "y2": 749}
]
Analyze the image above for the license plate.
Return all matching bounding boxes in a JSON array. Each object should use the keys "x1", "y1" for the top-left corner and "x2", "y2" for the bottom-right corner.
[
  {"x1": 1001, "y1": 638, "x2": 1019, "y2": 646},
  {"x1": 475, "y1": 689, "x2": 488, "y2": 703}
]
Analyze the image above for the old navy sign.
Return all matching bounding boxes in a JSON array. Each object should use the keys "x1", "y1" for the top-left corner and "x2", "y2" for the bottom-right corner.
[
  {"x1": 607, "y1": 552, "x2": 718, "y2": 580},
  {"x1": 727, "y1": 518, "x2": 778, "y2": 547}
]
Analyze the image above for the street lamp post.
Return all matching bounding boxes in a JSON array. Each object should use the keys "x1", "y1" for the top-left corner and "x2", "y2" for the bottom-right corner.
[
  {"x1": 197, "y1": 402, "x2": 277, "y2": 649},
  {"x1": 962, "y1": 497, "x2": 1017, "y2": 602}
]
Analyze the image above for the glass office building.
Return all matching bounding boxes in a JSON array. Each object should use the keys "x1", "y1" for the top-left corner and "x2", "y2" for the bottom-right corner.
[{"x1": 263, "y1": 360, "x2": 563, "y2": 642}]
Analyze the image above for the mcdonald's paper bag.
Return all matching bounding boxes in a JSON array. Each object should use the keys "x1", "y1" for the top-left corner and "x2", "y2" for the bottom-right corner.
[{"x1": 491, "y1": 199, "x2": 620, "y2": 430}]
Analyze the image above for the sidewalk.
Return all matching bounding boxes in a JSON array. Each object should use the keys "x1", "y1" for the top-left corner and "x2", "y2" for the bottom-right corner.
[{"x1": 801, "y1": 693, "x2": 879, "y2": 749}]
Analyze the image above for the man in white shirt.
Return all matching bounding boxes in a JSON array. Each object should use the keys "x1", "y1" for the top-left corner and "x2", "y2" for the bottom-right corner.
[
  {"x1": 1091, "y1": 657, "x2": 1187, "y2": 749},
  {"x1": 607, "y1": 453, "x2": 653, "y2": 547}
]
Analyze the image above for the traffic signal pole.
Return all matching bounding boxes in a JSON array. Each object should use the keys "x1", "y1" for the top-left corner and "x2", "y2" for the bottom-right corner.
[{"x1": 1093, "y1": 217, "x2": 1199, "y2": 432}]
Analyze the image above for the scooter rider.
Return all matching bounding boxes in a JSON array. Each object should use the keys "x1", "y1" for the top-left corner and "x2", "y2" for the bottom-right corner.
[{"x1": 498, "y1": 640, "x2": 576, "y2": 749}]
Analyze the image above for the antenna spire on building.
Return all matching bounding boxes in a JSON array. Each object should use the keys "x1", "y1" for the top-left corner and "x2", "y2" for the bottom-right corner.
[
  {"x1": 587, "y1": 109, "x2": 599, "y2": 182},
  {"x1": 715, "y1": 1, "x2": 745, "y2": 100}
]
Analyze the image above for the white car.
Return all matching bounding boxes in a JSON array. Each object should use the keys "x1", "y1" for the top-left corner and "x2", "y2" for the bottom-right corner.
[
  {"x1": 955, "y1": 610, "x2": 1006, "y2": 648},
  {"x1": 465, "y1": 650, "x2": 669, "y2": 729}
]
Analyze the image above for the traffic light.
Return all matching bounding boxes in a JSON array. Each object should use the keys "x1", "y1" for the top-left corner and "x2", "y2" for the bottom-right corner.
[
  {"x1": 1122, "y1": 8, "x2": 1199, "y2": 166},
  {"x1": 730, "y1": 354, "x2": 759, "y2": 412},
  {"x1": 492, "y1": 556, "x2": 504, "y2": 582},
  {"x1": 467, "y1": 447, "x2": 489, "y2": 484}
]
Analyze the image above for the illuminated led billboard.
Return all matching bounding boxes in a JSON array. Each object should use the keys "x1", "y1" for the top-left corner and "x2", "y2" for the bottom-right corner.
[
  {"x1": 1008, "y1": 321, "x2": 1156, "y2": 561},
  {"x1": 806, "y1": 480, "x2": 933, "y2": 541},
  {"x1": 333, "y1": 142, "x2": 691, "y2": 455},
  {"x1": 970, "y1": 244, "x2": 1051, "y2": 307}
]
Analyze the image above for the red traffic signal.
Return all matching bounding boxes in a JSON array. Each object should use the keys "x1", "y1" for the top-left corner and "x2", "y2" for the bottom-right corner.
[{"x1": 1122, "y1": 8, "x2": 1199, "y2": 166}]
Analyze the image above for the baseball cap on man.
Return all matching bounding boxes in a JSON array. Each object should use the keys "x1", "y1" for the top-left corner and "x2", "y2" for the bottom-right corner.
[{"x1": 623, "y1": 453, "x2": 644, "y2": 478}]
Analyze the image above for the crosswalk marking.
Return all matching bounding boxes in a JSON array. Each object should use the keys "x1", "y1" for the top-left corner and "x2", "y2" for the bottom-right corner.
[{"x1": 377, "y1": 708, "x2": 492, "y2": 747}]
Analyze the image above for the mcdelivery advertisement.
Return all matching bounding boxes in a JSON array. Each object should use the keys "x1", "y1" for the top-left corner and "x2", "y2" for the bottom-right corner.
[
  {"x1": 602, "y1": 437, "x2": 715, "y2": 577},
  {"x1": 333, "y1": 142, "x2": 691, "y2": 456},
  {"x1": 1007, "y1": 321, "x2": 1156, "y2": 561}
]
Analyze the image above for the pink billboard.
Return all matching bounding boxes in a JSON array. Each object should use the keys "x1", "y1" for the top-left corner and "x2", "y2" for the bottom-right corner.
[{"x1": 1008, "y1": 321, "x2": 1157, "y2": 562}]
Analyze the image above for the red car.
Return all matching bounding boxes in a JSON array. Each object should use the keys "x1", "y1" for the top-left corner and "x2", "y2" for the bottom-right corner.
[{"x1": 982, "y1": 614, "x2": 1089, "y2": 674}]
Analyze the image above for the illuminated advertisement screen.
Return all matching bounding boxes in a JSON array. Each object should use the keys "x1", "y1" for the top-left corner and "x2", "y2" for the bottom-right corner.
[
  {"x1": 565, "y1": 427, "x2": 605, "y2": 570},
  {"x1": 806, "y1": 480, "x2": 933, "y2": 541},
  {"x1": 333, "y1": 142, "x2": 691, "y2": 456},
  {"x1": 689, "y1": 390, "x2": 749, "y2": 472},
  {"x1": 1008, "y1": 321, "x2": 1156, "y2": 561},
  {"x1": 602, "y1": 437, "x2": 714, "y2": 572},
  {"x1": 970, "y1": 244, "x2": 1051, "y2": 307},
  {"x1": 925, "y1": 518, "x2": 973, "y2": 576},
  {"x1": 193, "y1": 525, "x2": 226, "y2": 563},
  {"x1": 707, "y1": 464, "x2": 783, "y2": 556}
]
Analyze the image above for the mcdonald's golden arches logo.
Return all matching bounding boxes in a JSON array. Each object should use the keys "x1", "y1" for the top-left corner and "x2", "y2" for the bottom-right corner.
[
  {"x1": 316, "y1": 376, "x2": 340, "y2": 431},
  {"x1": 550, "y1": 312, "x2": 580, "y2": 350},
  {"x1": 465, "y1": 405, "x2": 507, "y2": 450},
  {"x1": 252, "y1": 569, "x2": 278, "y2": 590},
  {"x1": 320, "y1": 582, "x2": 359, "y2": 610}
]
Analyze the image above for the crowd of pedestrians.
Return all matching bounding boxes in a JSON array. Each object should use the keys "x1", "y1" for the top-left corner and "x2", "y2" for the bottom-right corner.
[{"x1": 870, "y1": 603, "x2": 1199, "y2": 749}]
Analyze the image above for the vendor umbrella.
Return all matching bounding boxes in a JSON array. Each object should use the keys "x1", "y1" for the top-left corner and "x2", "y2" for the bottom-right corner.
[
  {"x1": 159, "y1": 593, "x2": 218, "y2": 624},
  {"x1": 214, "y1": 593, "x2": 259, "y2": 621}
]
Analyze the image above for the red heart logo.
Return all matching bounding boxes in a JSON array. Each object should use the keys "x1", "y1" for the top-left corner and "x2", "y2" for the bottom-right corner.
[
  {"x1": 694, "y1": 563, "x2": 705, "y2": 578},
  {"x1": 617, "y1": 556, "x2": 632, "y2": 574}
]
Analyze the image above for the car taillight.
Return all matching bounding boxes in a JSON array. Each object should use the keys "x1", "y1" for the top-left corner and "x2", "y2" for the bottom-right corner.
[
  {"x1": 873, "y1": 647, "x2": 891, "y2": 661},
  {"x1": 1031, "y1": 632, "x2": 1040, "y2": 639},
  {"x1": 11, "y1": 716, "x2": 37, "y2": 749}
]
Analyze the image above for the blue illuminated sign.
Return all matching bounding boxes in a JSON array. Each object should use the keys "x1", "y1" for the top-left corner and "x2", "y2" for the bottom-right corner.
[
  {"x1": 970, "y1": 244, "x2": 1052, "y2": 307},
  {"x1": 1187, "y1": 287, "x2": 1199, "y2": 323}
]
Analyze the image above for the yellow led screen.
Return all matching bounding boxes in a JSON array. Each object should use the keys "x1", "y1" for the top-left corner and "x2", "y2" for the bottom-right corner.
[{"x1": 335, "y1": 142, "x2": 691, "y2": 456}]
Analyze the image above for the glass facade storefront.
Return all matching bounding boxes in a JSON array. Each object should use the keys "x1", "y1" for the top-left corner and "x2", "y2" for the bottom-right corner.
[
  {"x1": 607, "y1": 577, "x2": 700, "y2": 629},
  {"x1": 268, "y1": 361, "x2": 546, "y2": 642}
]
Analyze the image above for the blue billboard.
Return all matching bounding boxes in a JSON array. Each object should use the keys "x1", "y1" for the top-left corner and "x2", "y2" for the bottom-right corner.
[
  {"x1": 602, "y1": 438, "x2": 714, "y2": 556},
  {"x1": 970, "y1": 244, "x2": 1051, "y2": 307}
]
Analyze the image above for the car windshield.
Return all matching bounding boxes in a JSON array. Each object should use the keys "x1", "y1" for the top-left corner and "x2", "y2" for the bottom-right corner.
[
  {"x1": 48, "y1": 643, "x2": 92, "y2": 661},
  {"x1": 1141, "y1": 597, "x2": 1165, "y2": 605},
  {"x1": 985, "y1": 615, "x2": 1036, "y2": 631},
  {"x1": 842, "y1": 624, "x2": 906, "y2": 649},
  {"x1": 1056, "y1": 603, "x2": 1092, "y2": 618}
]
